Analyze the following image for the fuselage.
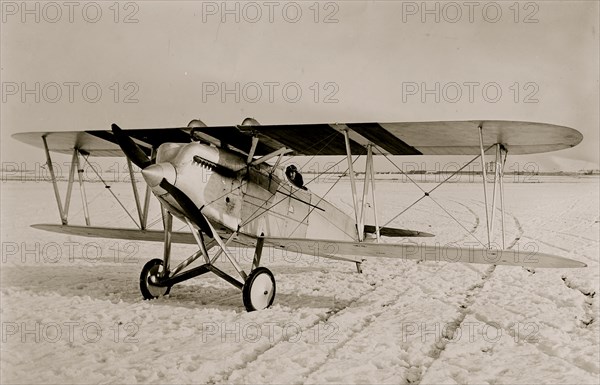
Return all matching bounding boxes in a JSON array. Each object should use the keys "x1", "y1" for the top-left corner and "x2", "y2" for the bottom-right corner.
[{"x1": 143, "y1": 141, "x2": 358, "y2": 242}]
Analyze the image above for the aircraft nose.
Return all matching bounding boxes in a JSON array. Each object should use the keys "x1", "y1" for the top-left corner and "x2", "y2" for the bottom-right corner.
[{"x1": 142, "y1": 162, "x2": 176, "y2": 187}]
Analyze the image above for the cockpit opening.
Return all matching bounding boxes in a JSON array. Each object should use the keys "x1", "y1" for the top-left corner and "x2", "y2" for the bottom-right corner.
[{"x1": 285, "y1": 165, "x2": 307, "y2": 190}]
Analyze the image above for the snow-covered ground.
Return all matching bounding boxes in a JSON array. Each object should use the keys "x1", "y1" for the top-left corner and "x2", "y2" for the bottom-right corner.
[{"x1": 1, "y1": 176, "x2": 598, "y2": 384}]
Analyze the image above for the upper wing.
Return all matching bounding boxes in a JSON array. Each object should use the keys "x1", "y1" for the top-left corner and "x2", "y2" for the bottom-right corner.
[
  {"x1": 200, "y1": 120, "x2": 583, "y2": 155},
  {"x1": 12, "y1": 120, "x2": 582, "y2": 157}
]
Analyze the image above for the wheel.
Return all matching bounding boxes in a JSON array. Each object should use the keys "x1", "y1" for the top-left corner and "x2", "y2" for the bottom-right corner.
[
  {"x1": 139, "y1": 259, "x2": 171, "y2": 300},
  {"x1": 242, "y1": 267, "x2": 276, "y2": 312}
]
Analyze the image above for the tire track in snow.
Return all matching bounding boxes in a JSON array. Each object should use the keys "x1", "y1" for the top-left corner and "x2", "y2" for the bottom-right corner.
[
  {"x1": 409, "y1": 264, "x2": 497, "y2": 384},
  {"x1": 213, "y1": 266, "x2": 416, "y2": 384},
  {"x1": 513, "y1": 193, "x2": 597, "y2": 265},
  {"x1": 413, "y1": 207, "x2": 525, "y2": 384},
  {"x1": 447, "y1": 199, "x2": 481, "y2": 243},
  {"x1": 542, "y1": 228, "x2": 598, "y2": 244},
  {"x1": 250, "y1": 197, "x2": 481, "y2": 382},
  {"x1": 211, "y1": 192, "x2": 464, "y2": 382},
  {"x1": 218, "y1": 196, "x2": 518, "y2": 383},
  {"x1": 520, "y1": 235, "x2": 572, "y2": 253},
  {"x1": 293, "y1": 199, "x2": 485, "y2": 382},
  {"x1": 522, "y1": 194, "x2": 597, "y2": 245},
  {"x1": 519, "y1": 230, "x2": 598, "y2": 262},
  {"x1": 210, "y1": 270, "x2": 389, "y2": 384},
  {"x1": 297, "y1": 287, "x2": 414, "y2": 382},
  {"x1": 240, "y1": 199, "x2": 489, "y2": 384},
  {"x1": 507, "y1": 213, "x2": 524, "y2": 249},
  {"x1": 561, "y1": 275, "x2": 596, "y2": 328}
]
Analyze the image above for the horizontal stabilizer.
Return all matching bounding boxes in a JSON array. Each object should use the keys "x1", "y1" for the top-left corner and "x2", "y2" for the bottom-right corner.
[{"x1": 364, "y1": 225, "x2": 434, "y2": 237}]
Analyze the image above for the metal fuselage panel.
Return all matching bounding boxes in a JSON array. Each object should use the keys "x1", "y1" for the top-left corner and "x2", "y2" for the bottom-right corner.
[
  {"x1": 238, "y1": 168, "x2": 356, "y2": 241},
  {"x1": 151, "y1": 142, "x2": 357, "y2": 242}
]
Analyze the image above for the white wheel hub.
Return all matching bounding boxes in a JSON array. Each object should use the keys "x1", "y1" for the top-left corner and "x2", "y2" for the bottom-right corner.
[{"x1": 249, "y1": 273, "x2": 274, "y2": 310}]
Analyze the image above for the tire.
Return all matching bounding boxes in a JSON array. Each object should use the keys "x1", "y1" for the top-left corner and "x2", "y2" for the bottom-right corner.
[
  {"x1": 139, "y1": 258, "x2": 171, "y2": 300},
  {"x1": 242, "y1": 267, "x2": 276, "y2": 312}
]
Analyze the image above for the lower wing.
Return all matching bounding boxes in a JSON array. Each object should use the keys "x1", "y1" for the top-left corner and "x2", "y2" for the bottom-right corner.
[
  {"x1": 32, "y1": 224, "x2": 586, "y2": 268},
  {"x1": 262, "y1": 237, "x2": 587, "y2": 269}
]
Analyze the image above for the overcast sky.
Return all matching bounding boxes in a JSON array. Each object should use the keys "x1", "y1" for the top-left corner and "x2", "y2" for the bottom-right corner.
[{"x1": 1, "y1": 1, "x2": 598, "y2": 171}]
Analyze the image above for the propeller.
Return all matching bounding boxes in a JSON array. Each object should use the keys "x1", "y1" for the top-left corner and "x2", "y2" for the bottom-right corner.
[
  {"x1": 111, "y1": 123, "x2": 152, "y2": 169},
  {"x1": 112, "y1": 123, "x2": 214, "y2": 238},
  {"x1": 159, "y1": 178, "x2": 213, "y2": 238}
]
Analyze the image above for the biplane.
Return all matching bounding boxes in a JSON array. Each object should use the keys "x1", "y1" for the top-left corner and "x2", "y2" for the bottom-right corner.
[{"x1": 13, "y1": 118, "x2": 586, "y2": 311}]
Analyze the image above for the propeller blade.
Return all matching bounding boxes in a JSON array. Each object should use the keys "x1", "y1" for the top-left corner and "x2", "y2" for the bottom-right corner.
[
  {"x1": 159, "y1": 178, "x2": 213, "y2": 238},
  {"x1": 111, "y1": 123, "x2": 152, "y2": 169}
]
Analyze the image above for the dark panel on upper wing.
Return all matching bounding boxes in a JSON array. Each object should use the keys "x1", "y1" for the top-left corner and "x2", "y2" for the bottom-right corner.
[
  {"x1": 249, "y1": 124, "x2": 366, "y2": 155},
  {"x1": 346, "y1": 123, "x2": 422, "y2": 155}
]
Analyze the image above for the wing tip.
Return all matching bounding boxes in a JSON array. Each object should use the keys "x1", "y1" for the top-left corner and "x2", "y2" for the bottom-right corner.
[
  {"x1": 529, "y1": 255, "x2": 588, "y2": 269},
  {"x1": 553, "y1": 254, "x2": 587, "y2": 269},
  {"x1": 570, "y1": 260, "x2": 587, "y2": 268}
]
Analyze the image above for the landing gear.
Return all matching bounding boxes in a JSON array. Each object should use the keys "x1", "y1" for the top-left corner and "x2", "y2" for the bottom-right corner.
[
  {"x1": 138, "y1": 207, "x2": 276, "y2": 311},
  {"x1": 140, "y1": 258, "x2": 171, "y2": 299},
  {"x1": 242, "y1": 267, "x2": 276, "y2": 312}
]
